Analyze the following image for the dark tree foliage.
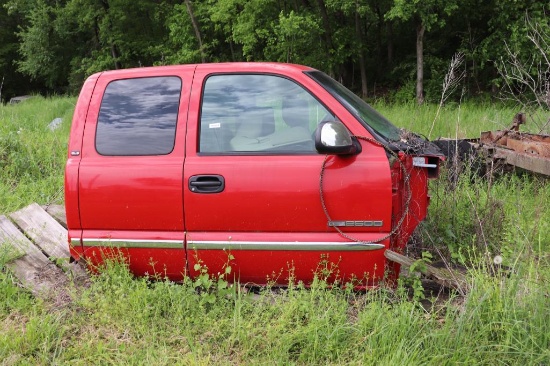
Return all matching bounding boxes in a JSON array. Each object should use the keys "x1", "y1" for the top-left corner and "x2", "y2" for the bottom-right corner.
[
  {"x1": 0, "y1": 0, "x2": 548, "y2": 103},
  {"x1": 0, "y1": 0, "x2": 48, "y2": 101}
]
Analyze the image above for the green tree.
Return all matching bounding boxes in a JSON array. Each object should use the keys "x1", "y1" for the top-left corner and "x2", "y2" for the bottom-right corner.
[
  {"x1": 386, "y1": 0, "x2": 458, "y2": 104},
  {"x1": 479, "y1": 1, "x2": 549, "y2": 89},
  {"x1": 10, "y1": 0, "x2": 171, "y2": 92},
  {"x1": 8, "y1": 0, "x2": 75, "y2": 91},
  {"x1": 265, "y1": 11, "x2": 324, "y2": 67},
  {"x1": 63, "y1": 0, "x2": 169, "y2": 73},
  {"x1": 0, "y1": 0, "x2": 24, "y2": 101},
  {"x1": 230, "y1": 0, "x2": 282, "y2": 61},
  {"x1": 326, "y1": 0, "x2": 377, "y2": 97},
  {"x1": 2, "y1": 0, "x2": 547, "y2": 102},
  {"x1": 166, "y1": 0, "x2": 241, "y2": 64}
]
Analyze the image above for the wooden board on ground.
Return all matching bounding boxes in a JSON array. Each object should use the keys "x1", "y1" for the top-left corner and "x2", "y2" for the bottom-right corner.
[
  {"x1": 0, "y1": 215, "x2": 68, "y2": 298},
  {"x1": 10, "y1": 203, "x2": 69, "y2": 259},
  {"x1": 43, "y1": 204, "x2": 67, "y2": 228},
  {"x1": 10, "y1": 203, "x2": 88, "y2": 282},
  {"x1": 1, "y1": 203, "x2": 89, "y2": 300}
]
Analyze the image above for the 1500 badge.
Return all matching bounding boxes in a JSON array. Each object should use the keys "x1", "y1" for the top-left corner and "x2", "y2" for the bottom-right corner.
[{"x1": 328, "y1": 220, "x2": 384, "y2": 227}]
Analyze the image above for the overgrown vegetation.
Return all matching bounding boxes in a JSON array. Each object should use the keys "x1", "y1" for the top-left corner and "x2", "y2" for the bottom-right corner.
[
  {"x1": 0, "y1": 96, "x2": 73, "y2": 213},
  {"x1": 1, "y1": 252, "x2": 548, "y2": 364},
  {"x1": 0, "y1": 98, "x2": 549, "y2": 364}
]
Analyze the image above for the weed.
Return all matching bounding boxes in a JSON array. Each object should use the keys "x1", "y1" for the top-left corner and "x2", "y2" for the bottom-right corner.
[
  {"x1": 188, "y1": 251, "x2": 235, "y2": 306},
  {"x1": 403, "y1": 251, "x2": 434, "y2": 301}
]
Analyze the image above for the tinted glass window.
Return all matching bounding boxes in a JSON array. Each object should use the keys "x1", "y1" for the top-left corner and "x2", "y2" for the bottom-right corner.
[
  {"x1": 306, "y1": 71, "x2": 402, "y2": 142},
  {"x1": 200, "y1": 74, "x2": 334, "y2": 153},
  {"x1": 96, "y1": 77, "x2": 181, "y2": 156}
]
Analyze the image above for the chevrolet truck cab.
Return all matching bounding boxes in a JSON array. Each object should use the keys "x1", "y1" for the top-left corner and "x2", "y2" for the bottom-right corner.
[{"x1": 65, "y1": 63, "x2": 442, "y2": 286}]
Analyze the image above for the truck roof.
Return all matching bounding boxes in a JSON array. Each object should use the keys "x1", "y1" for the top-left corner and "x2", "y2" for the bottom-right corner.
[{"x1": 93, "y1": 62, "x2": 315, "y2": 79}]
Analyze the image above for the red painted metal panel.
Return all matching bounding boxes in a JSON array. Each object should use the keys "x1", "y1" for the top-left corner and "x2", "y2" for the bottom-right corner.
[
  {"x1": 73, "y1": 66, "x2": 195, "y2": 272},
  {"x1": 65, "y1": 73, "x2": 100, "y2": 231},
  {"x1": 81, "y1": 230, "x2": 186, "y2": 280},
  {"x1": 184, "y1": 64, "x2": 393, "y2": 285},
  {"x1": 83, "y1": 247, "x2": 186, "y2": 280},
  {"x1": 77, "y1": 67, "x2": 193, "y2": 232},
  {"x1": 78, "y1": 156, "x2": 185, "y2": 231},
  {"x1": 186, "y1": 231, "x2": 389, "y2": 285}
]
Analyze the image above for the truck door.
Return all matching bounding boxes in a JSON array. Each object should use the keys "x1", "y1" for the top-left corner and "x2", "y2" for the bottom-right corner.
[
  {"x1": 77, "y1": 67, "x2": 193, "y2": 280},
  {"x1": 184, "y1": 65, "x2": 393, "y2": 285}
]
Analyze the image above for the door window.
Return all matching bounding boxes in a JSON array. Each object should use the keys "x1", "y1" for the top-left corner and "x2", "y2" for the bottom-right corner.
[
  {"x1": 96, "y1": 76, "x2": 181, "y2": 156},
  {"x1": 199, "y1": 74, "x2": 334, "y2": 153}
]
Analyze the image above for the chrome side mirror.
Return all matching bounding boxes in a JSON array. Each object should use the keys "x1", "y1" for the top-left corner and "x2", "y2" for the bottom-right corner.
[{"x1": 314, "y1": 121, "x2": 361, "y2": 155}]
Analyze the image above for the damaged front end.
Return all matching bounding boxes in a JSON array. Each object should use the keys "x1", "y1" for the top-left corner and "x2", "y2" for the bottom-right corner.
[
  {"x1": 384, "y1": 132, "x2": 445, "y2": 280},
  {"x1": 388, "y1": 132, "x2": 444, "y2": 248}
]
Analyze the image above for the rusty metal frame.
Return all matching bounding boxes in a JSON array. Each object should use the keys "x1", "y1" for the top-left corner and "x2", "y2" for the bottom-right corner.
[{"x1": 478, "y1": 128, "x2": 550, "y2": 176}]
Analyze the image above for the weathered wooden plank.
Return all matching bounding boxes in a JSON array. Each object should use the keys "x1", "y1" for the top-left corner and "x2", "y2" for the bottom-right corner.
[
  {"x1": 10, "y1": 203, "x2": 88, "y2": 281},
  {"x1": 385, "y1": 249, "x2": 468, "y2": 293},
  {"x1": 10, "y1": 203, "x2": 69, "y2": 260},
  {"x1": 0, "y1": 215, "x2": 68, "y2": 298},
  {"x1": 43, "y1": 204, "x2": 67, "y2": 228}
]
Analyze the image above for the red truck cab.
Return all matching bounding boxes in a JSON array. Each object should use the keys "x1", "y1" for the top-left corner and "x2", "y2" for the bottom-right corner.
[{"x1": 65, "y1": 63, "x2": 442, "y2": 286}]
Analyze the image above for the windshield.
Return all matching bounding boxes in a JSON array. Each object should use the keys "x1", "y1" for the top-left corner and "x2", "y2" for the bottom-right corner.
[{"x1": 306, "y1": 71, "x2": 402, "y2": 142}]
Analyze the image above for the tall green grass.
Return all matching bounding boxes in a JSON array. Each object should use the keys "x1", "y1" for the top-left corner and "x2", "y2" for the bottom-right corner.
[
  {"x1": 0, "y1": 257, "x2": 548, "y2": 364},
  {"x1": 423, "y1": 173, "x2": 550, "y2": 265},
  {"x1": 373, "y1": 101, "x2": 549, "y2": 138},
  {"x1": 0, "y1": 97, "x2": 549, "y2": 364},
  {"x1": 0, "y1": 96, "x2": 74, "y2": 213}
]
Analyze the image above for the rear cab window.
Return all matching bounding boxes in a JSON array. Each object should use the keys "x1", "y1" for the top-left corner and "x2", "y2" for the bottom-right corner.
[{"x1": 96, "y1": 76, "x2": 182, "y2": 156}]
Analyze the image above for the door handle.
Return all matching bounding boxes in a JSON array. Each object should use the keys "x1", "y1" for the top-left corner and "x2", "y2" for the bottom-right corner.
[{"x1": 188, "y1": 175, "x2": 225, "y2": 193}]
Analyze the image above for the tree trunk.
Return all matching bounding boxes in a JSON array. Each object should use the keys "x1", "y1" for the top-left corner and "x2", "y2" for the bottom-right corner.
[
  {"x1": 355, "y1": 7, "x2": 367, "y2": 98},
  {"x1": 184, "y1": 0, "x2": 206, "y2": 63},
  {"x1": 416, "y1": 23, "x2": 425, "y2": 105},
  {"x1": 0, "y1": 75, "x2": 4, "y2": 103},
  {"x1": 316, "y1": 0, "x2": 334, "y2": 76},
  {"x1": 229, "y1": 38, "x2": 236, "y2": 62},
  {"x1": 387, "y1": 21, "x2": 393, "y2": 65},
  {"x1": 99, "y1": 0, "x2": 122, "y2": 69},
  {"x1": 374, "y1": 3, "x2": 384, "y2": 77},
  {"x1": 111, "y1": 44, "x2": 122, "y2": 69}
]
